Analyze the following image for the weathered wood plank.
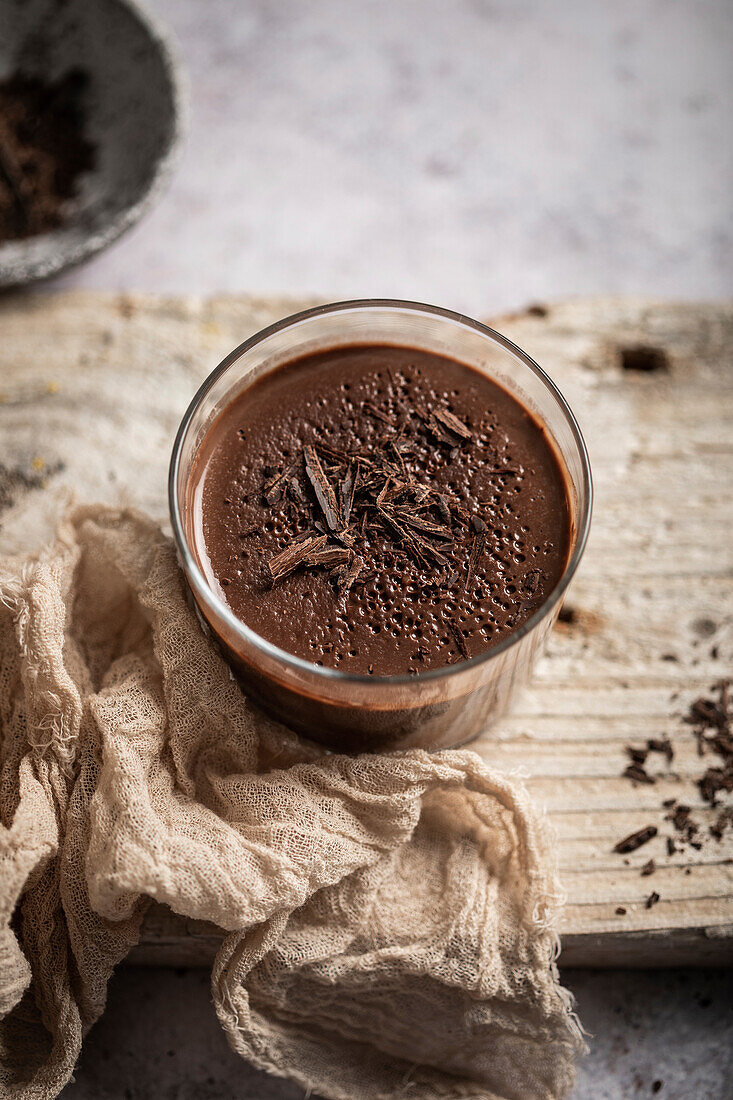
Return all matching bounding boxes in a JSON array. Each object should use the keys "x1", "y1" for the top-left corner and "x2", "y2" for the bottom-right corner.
[
  {"x1": 126, "y1": 903, "x2": 733, "y2": 970},
  {"x1": 1, "y1": 291, "x2": 731, "y2": 966}
]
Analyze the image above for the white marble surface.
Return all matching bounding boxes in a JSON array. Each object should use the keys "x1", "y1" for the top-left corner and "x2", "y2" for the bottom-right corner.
[
  {"x1": 51, "y1": 1, "x2": 732, "y2": 1097},
  {"x1": 54, "y1": 0, "x2": 733, "y2": 316}
]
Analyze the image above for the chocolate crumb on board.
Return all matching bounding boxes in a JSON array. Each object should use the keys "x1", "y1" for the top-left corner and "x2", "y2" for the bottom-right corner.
[
  {"x1": 645, "y1": 891, "x2": 661, "y2": 909},
  {"x1": 622, "y1": 737, "x2": 674, "y2": 785},
  {"x1": 614, "y1": 678, "x2": 733, "y2": 867},
  {"x1": 623, "y1": 763, "x2": 656, "y2": 785},
  {"x1": 647, "y1": 737, "x2": 674, "y2": 764},
  {"x1": 626, "y1": 745, "x2": 649, "y2": 766},
  {"x1": 710, "y1": 807, "x2": 733, "y2": 841},
  {"x1": 641, "y1": 859, "x2": 656, "y2": 877},
  {"x1": 699, "y1": 766, "x2": 733, "y2": 806},
  {"x1": 613, "y1": 825, "x2": 658, "y2": 854},
  {"x1": 685, "y1": 679, "x2": 733, "y2": 807},
  {"x1": 615, "y1": 906, "x2": 627, "y2": 916}
]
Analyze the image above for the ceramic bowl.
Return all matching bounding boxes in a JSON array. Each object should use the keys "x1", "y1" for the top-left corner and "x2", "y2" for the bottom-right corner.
[{"x1": 0, "y1": 0, "x2": 184, "y2": 286}]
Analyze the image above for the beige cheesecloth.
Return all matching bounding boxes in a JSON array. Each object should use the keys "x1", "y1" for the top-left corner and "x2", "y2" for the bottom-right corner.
[{"x1": 0, "y1": 505, "x2": 583, "y2": 1100}]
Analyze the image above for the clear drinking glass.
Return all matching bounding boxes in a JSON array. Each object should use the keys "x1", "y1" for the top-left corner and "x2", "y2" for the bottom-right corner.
[{"x1": 169, "y1": 300, "x2": 592, "y2": 752}]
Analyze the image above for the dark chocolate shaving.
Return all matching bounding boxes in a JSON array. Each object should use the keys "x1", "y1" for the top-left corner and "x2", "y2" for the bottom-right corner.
[
  {"x1": 362, "y1": 402, "x2": 397, "y2": 427},
  {"x1": 263, "y1": 459, "x2": 298, "y2": 505},
  {"x1": 465, "y1": 531, "x2": 485, "y2": 592},
  {"x1": 304, "y1": 445, "x2": 342, "y2": 530},
  {"x1": 434, "y1": 495, "x2": 452, "y2": 526},
  {"x1": 339, "y1": 555, "x2": 364, "y2": 598},
  {"x1": 447, "y1": 620, "x2": 470, "y2": 660},
  {"x1": 268, "y1": 535, "x2": 328, "y2": 582},
  {"x1": 287, "y1": 473, "x2": 307, "y2": 504},
  {"x1": 303, "y1": 545, "x2": 351, "y2": 568},
  {"x1": 432, "y1": 407, "x2": 472, "y2": 441},
  {"x1": 522, "y1": 569, "x2": 543, "y2": 596},
  {"x1": 378, "y1": 506, "x2": 431, "y2": 567},
  {"x1": 340, "y1": 465, "x2": 356, "y2": 526},
  {"x1": 333, "y1": 528, "x2": 356, "y2": 548},
  {"x1": 376, "y1": 476, "x2": 394, "y2": 507},
  {"x1": 399, "y1": 512, "x2": 453, "y2": 539}
]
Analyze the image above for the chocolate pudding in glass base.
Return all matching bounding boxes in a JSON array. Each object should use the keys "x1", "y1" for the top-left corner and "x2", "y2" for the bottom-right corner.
[{"x1": 170, "y1": 302, "x2": 592, "y2": 752}]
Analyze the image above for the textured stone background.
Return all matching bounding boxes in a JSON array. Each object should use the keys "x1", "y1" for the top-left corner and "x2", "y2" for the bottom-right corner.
[
  {"x1": 53, "y1": 1, "x2": 732, "y2": 1096},
  {"x1": 63, "y1": 967, "x2": 732, "y2": 1100}
]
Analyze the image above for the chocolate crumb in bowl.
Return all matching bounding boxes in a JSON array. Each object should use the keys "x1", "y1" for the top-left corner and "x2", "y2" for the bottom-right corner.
[
  {"x1": 171, "y1": 302, "x2": 592, "y2": 751},
  {"x1": 0, "y1": 0, "x2": 184, "y2": 288},
  {"x1": 0, "y1": 71, "x2": 95, "y2": 243}
]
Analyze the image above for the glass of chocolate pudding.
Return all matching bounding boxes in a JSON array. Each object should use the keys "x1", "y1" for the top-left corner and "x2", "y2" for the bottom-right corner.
[{"x1": 170, "y1": 301, "x2": 592, "y2": 752}]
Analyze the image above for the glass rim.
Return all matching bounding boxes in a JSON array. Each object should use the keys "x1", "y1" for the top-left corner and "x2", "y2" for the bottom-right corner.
[{"x1": 168, "y1": 298, "x2": 593, "y2": 687}]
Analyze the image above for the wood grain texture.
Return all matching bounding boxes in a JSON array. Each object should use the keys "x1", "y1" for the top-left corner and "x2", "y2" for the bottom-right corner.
[{"x1": 1, "y1": 291, "x2": 731, "y2": 966}]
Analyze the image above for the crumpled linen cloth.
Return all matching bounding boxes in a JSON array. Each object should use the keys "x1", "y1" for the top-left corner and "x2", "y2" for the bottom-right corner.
[{"x1": 0, "y1": 505, "x2": 583, "y2": 1100}]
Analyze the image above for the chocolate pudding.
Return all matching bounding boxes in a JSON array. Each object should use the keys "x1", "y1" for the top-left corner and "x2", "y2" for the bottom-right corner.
[{"x1": 189, "y1": 344, "x2": 571, "y2": 681}]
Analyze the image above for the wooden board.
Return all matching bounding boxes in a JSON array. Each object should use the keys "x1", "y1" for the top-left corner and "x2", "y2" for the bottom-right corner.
[{"x1": 1, "y1": 291, "x2": 731, "y2": 966}]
